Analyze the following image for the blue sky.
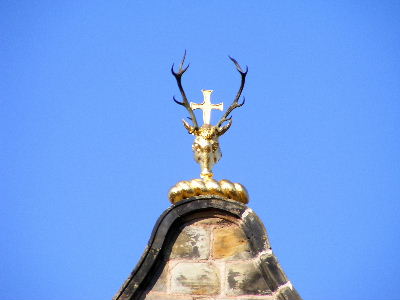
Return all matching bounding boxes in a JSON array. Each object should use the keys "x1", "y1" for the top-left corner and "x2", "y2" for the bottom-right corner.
[{"x1": 1, "y1": 1, "x2": 399, "y2": 299}]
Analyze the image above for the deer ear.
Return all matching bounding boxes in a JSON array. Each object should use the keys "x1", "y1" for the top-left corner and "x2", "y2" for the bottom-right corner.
[
  {"x1": 217, "y1": 119, "x2": 232, "y2": 136},
  {"x1": 182, "y1": 119, "x2": 195, "y2": 134}
]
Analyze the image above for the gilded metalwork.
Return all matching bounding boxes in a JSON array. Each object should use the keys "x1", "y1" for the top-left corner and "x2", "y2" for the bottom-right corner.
[
  {"x1": 190, "y1": 90, "x2": 223, "y2": 125},
  {"x1": 168, "y1": 179, "x2": 249, "y2": 204},
  {"x1": 170, "y1": 52, "x2": 249, "y2": 204}
]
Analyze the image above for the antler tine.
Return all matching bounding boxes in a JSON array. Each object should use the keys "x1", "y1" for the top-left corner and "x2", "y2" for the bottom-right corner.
[
  {"x1": 216, "y1": 56, "x2": 248, "y2": 129},
  {"x1": 171, "y1": 51, "x2": 199, "y2": 129}
]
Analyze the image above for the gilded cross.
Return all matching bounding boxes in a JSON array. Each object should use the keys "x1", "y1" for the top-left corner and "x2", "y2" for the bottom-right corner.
[{"x1": 190, "y1": 90, "x2": 223, "y2": 125}]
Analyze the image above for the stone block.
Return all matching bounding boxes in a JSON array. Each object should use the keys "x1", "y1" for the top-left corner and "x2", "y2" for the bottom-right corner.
[
  {"x1": 212, "y1": 225, "x2": 252, "y2": 259},
  {"x1": 170, "y1": 262, "x2": 220, "y2": 295},
  {"x1": 226, "y1": 261, "x2": 271, "y2": 296},
  {"x1": 276, "y1": 285, "x2": 302, "y2": 300},
  {"x1": 242, "y1": 212, "x2": 270, "y2": 253},
  {"x1": 259, "y1": 254, "x2": 288, "y2": 292},
  {"x1": 144, "y1": 292, "x2": 193, "y2": 300},
  {"x1": 171, "y1": 225, "x2": 210, "y2": 259}
]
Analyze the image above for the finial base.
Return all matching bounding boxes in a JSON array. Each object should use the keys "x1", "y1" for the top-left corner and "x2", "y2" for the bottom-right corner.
[
  {"x1": 200, "y1": 172, "x2": 214, "y2": 180},
  {"x1": 168, "y1": 178, "x2": 249, "y2": 204}
]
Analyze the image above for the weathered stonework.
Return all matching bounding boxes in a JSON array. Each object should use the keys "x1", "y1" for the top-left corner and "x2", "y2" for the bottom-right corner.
[
  {"x1": 226, "y1": 261, "x2": 271, "y2": 296},
  {"x1": 259, "y1": 254, "x2": 289, "y2": 292},
  {"x1": 171, "y1": 226, "x2": 210, "y2": 259},
  {"x1": 213, "y1": 225, "x2": 252, "y2": 259},
  {"x1": 113, "y1": 197, "x2": 302, "y2": 300},
  {"x1": 170, "y1": 262, "x2": 220, "y2": 295}
]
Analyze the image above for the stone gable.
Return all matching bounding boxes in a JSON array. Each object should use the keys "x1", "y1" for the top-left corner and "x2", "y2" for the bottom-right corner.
[{"x1": 113, "y1": 197, "x2": 302, "y2": 300}]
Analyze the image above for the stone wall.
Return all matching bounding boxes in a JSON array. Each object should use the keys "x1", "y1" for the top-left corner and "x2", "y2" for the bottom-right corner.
[
  {"x1": 113, "y1": 197, "x2": 302, "y2": 300},
  {"x1": 144, "y1": 214, "x2": 299, "y2": 300}
]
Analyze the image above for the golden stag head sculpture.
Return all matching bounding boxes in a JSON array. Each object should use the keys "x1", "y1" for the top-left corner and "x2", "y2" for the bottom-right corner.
[{"x1": 171, "y1": 52, "x2": 248, "y2": 180}]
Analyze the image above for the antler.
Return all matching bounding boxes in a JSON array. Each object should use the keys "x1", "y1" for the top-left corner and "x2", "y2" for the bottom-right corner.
[
  {"x1": 216, "y1": 56, "x2": 248, "y2": 135},
  {"x1": 171, "y1": 51, "x2": 199, "y2": 131}
]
